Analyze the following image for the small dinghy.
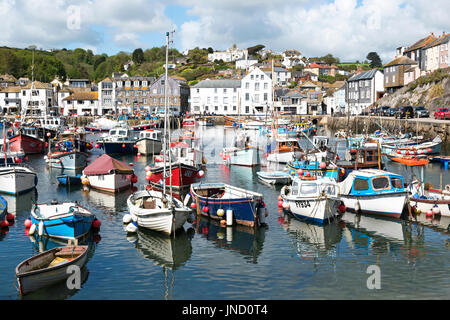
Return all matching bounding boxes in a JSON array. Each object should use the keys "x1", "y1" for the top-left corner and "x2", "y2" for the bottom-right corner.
[
  {"x1": 256, "y1": 171, "x2": 291, "y2": 185},
  {"x1": 57, "y1": 174, "x2": 82, "y2": 185},
  {"x1": 15, "y1": 245, "x2": 88, "y2": 296}
]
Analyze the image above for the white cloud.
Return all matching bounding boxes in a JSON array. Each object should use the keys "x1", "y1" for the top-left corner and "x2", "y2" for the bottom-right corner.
[{"x1": 179, "y1": 0, "x2": 450, "y2": 63}]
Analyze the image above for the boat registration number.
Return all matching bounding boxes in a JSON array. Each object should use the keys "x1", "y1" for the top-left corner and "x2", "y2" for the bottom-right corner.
[{"x1": 294, "y1": 200, "x2": 311, "y2": 208}]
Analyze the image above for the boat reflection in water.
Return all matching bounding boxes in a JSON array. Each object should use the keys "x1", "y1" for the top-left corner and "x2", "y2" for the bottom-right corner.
[
  {"x1": 195, "y1": 214, "x2": 266, "y2": 264},
  {"x1": 82, "y1": 187, "x2": 133, "y2": 213},
  {"x1": 281, "y1": 214, "x2": 342, "y2": 260},
  {"x1": 21, "y1": 232, "x2": 99, "y2": 300},
  {"x1": 129, "y1": 226, "x2": 194, "y2": 300},
  {"x1": 1, "y1": 189, "x2": 37, "y2": 215}
]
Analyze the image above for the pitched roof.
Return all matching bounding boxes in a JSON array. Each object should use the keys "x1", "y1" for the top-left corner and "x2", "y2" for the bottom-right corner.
[
  {"x1": 348, "y1": 69, "x2": 380, "y2": 81},
  {"x1": 384, "y1": 56, "x2": 418, "y2": 67},
  {"x1": 193, "y1": 79, "x2": 241, "y2": 88},
  {"x1": 23, "y1": 81, "x2": 52, "y2": 89},
  {"x1": 0, "y1": 86, "x2": 21, "y2": 93},
  {"x1": 83, "y1": 154, "x2": 134, "y2": 175},
  {"x1": 63, "y1": 91, "x2": 98, "y2": 101},
  {"x1": 404, "y1": 34, "x2": 437, "y2": 52},
  {"x1": 423, "y1": 33, "x2": 450, "y2": 49}
]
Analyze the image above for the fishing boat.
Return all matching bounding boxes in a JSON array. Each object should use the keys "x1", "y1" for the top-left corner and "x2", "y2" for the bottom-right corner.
[
  {"x1": 15, "y1": 245, "x2": 89, "y2": 296},
  {"x1": 280, "y1": 176, "x2": 342, "y2": 224},
  {"x1": 0, "y1": 138, "x2": 26, "y2": 164},
  {"x1": 383, "y1": 135, "x2": 442, "y2": 157},
  {"x1": 338, "y1": 169, "x2": 408, "y2": 219},
  {"x1": 82, "y1": 154, "x2": 136, "y2": 193},
  {"x1": 8, "y1": 126, "x2": 45, "y2": 154},
  {"x1": 84, "y1": 117, "x2": 119, "y2": 132},
  {"x1": 0, "y1": 165, "x2": 38, "y2": 195},
  {"x1": 148, "y1": 162, "x2": 202, "y2": 192},
  {"x1": 182, "y1": 117, "x2": 196, "y2": 127},
  {"x1": 287, "y1": 161, "x2": 342, "y2": 181},
  {"x1": 30, "y1": 200, "x2": 97, "y2": 240},
  {"x1": 96, "y1": 125, "x2": 137, "y2": 154},
  {"x1": 56, "y1": 128, "x2": 90, "y2": 153},
  {"x1": 222, "y1": 132, "x2": 260, "y2": 166},
  {"x1": 131, "y1": 121, "x2": 159, "y2": 131},
  {"x1": 46, "y1": 145, "x2": 88, "y2": 170},
  {"x1": 197, "y1": 117, "x2": 215, "y2": 126},
  {"x1": 266, "y1": 138, "x2": 303, "y2": 164},
  {"x1": 256, "y1": 171, "x2": 291, "y2": 185},
  {"x1": 135, "y1": 129, "x2": 163, "y2": 155},
  {"x1": 56, "y1": 174, "x2": 82, "y2": 185},
  {"x1": 189, "y1": 182, "x2": 267, "y2": 228},
  {"x1": 126, "y1": 189, "x2": 191, "y2": 235}
]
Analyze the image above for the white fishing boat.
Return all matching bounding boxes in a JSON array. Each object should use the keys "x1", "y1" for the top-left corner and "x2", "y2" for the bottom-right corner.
[
  {"x1": 135, "y1": 129, "x2": 163, "y2": 155},
  {"x1": 256, "y1": 171, "x2": 291, "y2": 185},
  {"x1": 222, "y1": 132, "x2": 260, "y2": 166},
  {"x1": 15, "y1": 245, "x2": 89, "y2": 296},
  {"x1": 126, "y1": 190, "x2": 190, "y2": 235},
  {"x1": 280, "y1": 176, "x2": 342, "y2": 224},
  {"x1": 0, "y1": 165, "x2": 37, "y2": 195},
  {"x1": 338, "y1": 169, "x2": 408, "y2": 219},
  {"x1": 267, "y1": 138, "x2": 303, "y2": 164}
]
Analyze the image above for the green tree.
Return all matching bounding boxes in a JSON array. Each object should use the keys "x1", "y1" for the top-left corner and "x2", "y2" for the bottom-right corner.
[
  {"x1": 247, "y1": 45, "x2": 265, "y2": 56},
  {"x1": 132, "y1": 48, "x2": 144, "y2": 64},
  {"x1": 366, "y1": 52, "x2": 382, "y2": 68}
]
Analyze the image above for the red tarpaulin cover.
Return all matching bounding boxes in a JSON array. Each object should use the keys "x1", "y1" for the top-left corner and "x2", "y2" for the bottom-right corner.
[{"x1": 83, "y1": 154, "x2": 134, "y2": 175}]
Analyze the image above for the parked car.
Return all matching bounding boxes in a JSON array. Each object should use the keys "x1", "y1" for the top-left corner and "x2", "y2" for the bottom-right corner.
[
  {"x1": 395, "y1": 106, "x2": 415, "y2": 119},
  {"x1": 434, "y1": 107, "x2": 450, "y2": 120},
  {"x1": 378, "y1": 106, "x2": 391, "y2": 116},
  {"x1": 414, "y1": 106, "x2": 429, "y2": 118},
  {"x1": 388, "y1": 107, "x2": 397, "y2": 117},
  {"x1": 370, "y1": 107, "x2": 379, "y2": 116}
]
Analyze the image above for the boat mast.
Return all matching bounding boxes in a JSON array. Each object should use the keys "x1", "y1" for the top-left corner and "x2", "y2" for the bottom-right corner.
[{"x1": 162, "y1": 32, "x2": 168, "y2": 196}]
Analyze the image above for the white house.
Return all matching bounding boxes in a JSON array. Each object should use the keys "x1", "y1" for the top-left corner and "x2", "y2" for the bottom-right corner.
[
  {"x1": 0, "y1": 86, "x2": 21, "y2": 114},
  {"x1": 324, "y1": 84, "x2": 346, "y2": 115},
  {"x1": 208, "y1": 47, "x2": 248, "y2": 62},
  {"x1": 62, "y1": 91, "x2": 99, "y2": 116},
  {"x1": 235, "y1": 55, "x2": 258, "y2": 70},
  {"x1": 190, "y1": 79, "x2": 241, "y2": 115},
  {"x1": 241, "y1": 67, "x2": 273, "y2": 114},
  {"x1": 263, "y1": 67, "x2": 291, "y2": 86},
  {"x1": 20, "y1": 81, "x2": 56, "y2": 116},
  {"x1": 98, "y1": 77, "x2": 116, "y2": 115},
  {"x1": 281, "y1": 50, "x2": 305, "y2": 68}
]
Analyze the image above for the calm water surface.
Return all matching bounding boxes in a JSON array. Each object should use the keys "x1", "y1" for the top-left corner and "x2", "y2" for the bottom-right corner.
[{"x1": 0, "y1": 125, "x2": 449, "y2": 300}]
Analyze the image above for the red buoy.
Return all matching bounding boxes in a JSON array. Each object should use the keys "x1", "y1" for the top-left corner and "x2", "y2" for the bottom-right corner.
[
  {"x1": 338, "y1": 204, "x2": 346, "y2": 213},
  {"x1": 122, "y1": 144, "x2": 126, "y2": 148},
  {"x1": 92, "y1": 219, "x2": 101, "y2": 229},
  {"x1": 131, "y1": 174, "x2": 138, "y2": 183},
  {"x1": 319, "y1": 162, "x2": 327, "y2": 169},
  {"x1": 427, "y1": 148, "x2": 432, "y2": 153},
  {"x1": 24, "y1": 219, "x2": 32, "y2": 228},
  {"x1": 0, "y1": 220, "x2": 9, "y2": 228},
  {"x1": 190, "y1": 203, "x2": 197, "y2": 209},
  {"x1": 6, "y1": 213, "x2": 15, "y2": 221},
  {"x1": 202, "y1": 206, "x2": 209, "y2": 213},
  {"x1": 95, "y1": 144, "x2": 100, "y2": 149},
  {"x1": 278, "y1": 200, "x2": 283, "y2": 207},
  {"x1": 297, "y1": 169, "x2": 304, "y2": 176}
]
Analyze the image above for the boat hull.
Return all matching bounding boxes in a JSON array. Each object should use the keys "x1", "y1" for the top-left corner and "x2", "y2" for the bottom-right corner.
[
  {"x1": 340, "y1": 192, "x2": 407, "y2": 219},
  {"x1": 149, "y1": 163, "x2": 200, "y2": 190},
  {"x1": 223, "y1": 147, "x2": 260, "y2": 166},
  {"x1": 31, "y1": 212, "x2": 95, "y2": 240},
  {"x1": 284, "y1": 197, "x2": 340, "y2": 224},
  {"x1": 101, "y1": 141, "x2": 136, "y2": 154},
  {"x1": 9, "y1": 134, "x2": 44, "y2": 154},
  {"x1": 16, "y1": 246, "x2": 88, "y2": 295},
  {"x1": 48, "y1": 152, "x2": 88, "y2": 170},
  {"x1": 135, "y1": 138, "x2": 163, "y2": 155},
  {"x1": 256, "y1": 172, "x2": 291, "y2": 185},
  {"x1": 0, "y1": 167, "x2": 37, "y2": 195}
]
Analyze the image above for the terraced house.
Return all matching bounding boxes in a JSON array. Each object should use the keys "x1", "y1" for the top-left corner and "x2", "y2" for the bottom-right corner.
[
  {"x1": 403, "y1": 33, "x2": 437, "y2": 70},
  {"x1": 422, "y1": 32, "x2": 450, "y2": 73},
  {"x1": 62, "y1": 91, "x2": 99, "y2": 116},
  {"x1": 383, "y1": 56, "x2": 419, "y2": 93},
  {"x1": 346, "y1": 69, "x2": 384, "y2": 115}
]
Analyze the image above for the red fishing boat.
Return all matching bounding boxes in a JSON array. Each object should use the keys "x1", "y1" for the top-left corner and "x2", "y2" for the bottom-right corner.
[
  {"x1": 9, "y1": 127, "x2": 44, "y2": 154},
  {"x1": 148, "y1": 162, "x2": 202, "y2": 191}
]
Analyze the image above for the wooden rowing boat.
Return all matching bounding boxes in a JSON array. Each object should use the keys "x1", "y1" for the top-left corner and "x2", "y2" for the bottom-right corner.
[{"x1": 15, "y1": 245, "x2": 88, "y2": 295}]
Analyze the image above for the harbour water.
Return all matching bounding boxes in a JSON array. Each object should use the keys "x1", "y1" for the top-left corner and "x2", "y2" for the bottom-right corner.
[{"x1": 0, "y1": 125, "x2": 449, "y2": 300}]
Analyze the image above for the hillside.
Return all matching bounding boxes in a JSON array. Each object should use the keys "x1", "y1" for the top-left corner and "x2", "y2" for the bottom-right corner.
[{"x1": 374, "y1": 68, "x2": 450, "y2": 112}]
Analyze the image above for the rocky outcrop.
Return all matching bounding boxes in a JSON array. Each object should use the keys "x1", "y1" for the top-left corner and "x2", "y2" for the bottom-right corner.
[{"x1": 374, "y1": 69, "x2": 450, "y2": 113}]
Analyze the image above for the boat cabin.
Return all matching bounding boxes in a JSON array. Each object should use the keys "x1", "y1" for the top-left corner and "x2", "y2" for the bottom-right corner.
[
  {"x1": 104, "y1": 127, "x2": 134, "y2": 142},
  {"x1": 139, "y1": 129, "x2": 161, "y2": 141},
  {"x1": 340, "y1": 169, "x2": 405, "y2": 196},
  {"x1": 340, "y1": 143, "x2": 381, "y2": 169},
  {"x1": 274, "y1": 139, "x2": 302, "y2": 153},
  {"x1": 288, "y1": 176, "x2": 338, "y2": 198},
  {"x1": 312, "y1": 136, "x2": 329, "y2": 150}
]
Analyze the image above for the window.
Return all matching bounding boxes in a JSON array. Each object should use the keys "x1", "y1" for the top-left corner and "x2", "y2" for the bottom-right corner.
[
  {"x1": 174, "y1": 97, "x2": 177, "y2": 104},
  {"x1": 214, "y1": 96, "x2": 218, "y2": 103},
  {"x1": 207, "y1": 97, "x2": 211, "y2": 104},
  {"x1": 134, "y1": 81, "x2": 139, "y2": 87},
  {"x1": 125, "y1": 81, "x2": 131, "y2": 87},
  {"x1": 142, "y1": 81, "x2": 147, "y2": 87},
  {"x1": 196, "y1": 89, "x2": 200, "y2": 93},
  {"x1": 254, "y1": 94, "x2": 259, "y2": 103},
  {"x1": 255, "y1": 83, "x2": 259, "y2": 91},
  {"x1": 300, "y1": 183, "x2": 317, "y2": 195},
  {"x1": 371, "y1": 176, "x2": 390, "y2": 190},
  {"x1": 214, "y1": 88, "x2": 218, "y2": 93},
  {"x1": 245, "y1": 106, "x2": 249, "y2": 113},
  {"x1": 391, "y1": 177, "x2": 403, "y2": 189},
  {"x1": 224, "y1": 105, "x2": 227, "y2": 111},
  {"x1": 233, "y1": 88, "x2": 237, "y2": 93},
  {"x1": 223, "y1": 97, "x2": 228, "y2": 104},
  {"x1": 215, "y1": 106, "x2": 218, "y2": 111},
  {"x1": 353, "y1": 178, "x2": 369, "y2": 191},
  {"x1": 264, "y1": 93, "x2": 268, "y2": 101},
  {"x1": 250, "y1": 75, "x2": 254, "y2": 80},
  {"x1": 245, "y1": 93, "x2": 249, "y2": 101},
  {"x1": 245, "y1": 82, "x2": 249, "y2": 89},
  {"x1": 223, "y1": 88, "x2": 227, "y2": 93},
  {"x1": 264, "y1": 83, "x2": 268, "y2": 90},
  {"x1": 261, "y1": 75, "x2": 264, "y2": 80}
]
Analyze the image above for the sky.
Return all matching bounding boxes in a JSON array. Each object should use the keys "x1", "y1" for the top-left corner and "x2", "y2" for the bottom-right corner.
[{"x1": 0, "y1": 0, "x2": 449, "y2": 63}]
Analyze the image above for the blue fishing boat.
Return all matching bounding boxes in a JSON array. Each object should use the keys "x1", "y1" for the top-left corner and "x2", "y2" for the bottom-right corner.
[
  {"x1": 190, "y1": 183, "x2": 267, "y2": 228},
  {"x1": 338, "y1": 169, "x2": 408, "y2": 219},
  {"x1": 97, "y1": 126, "x2": 136, "y2": 154},
  {"x1": 287, "y1": 160, "x2": 342, "y2": 181},
  {"x1": 30, "y1": 201, "x2": 97, "y2": 240},
  {"x1": 56, "y1": 174, "x2": 82, "y2": 185}
]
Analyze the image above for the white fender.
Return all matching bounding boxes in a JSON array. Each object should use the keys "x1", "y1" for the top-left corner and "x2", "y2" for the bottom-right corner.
[
  {"x1": 28, "y1": 223, "x2": 36, "y2": 235},
  {"x1": 122, "y1": 214, "x2": 132, "y2": 224},
  {"x1": 183, "y1": 194, "x2": 191, "y2": 207},
  {"x1": 126, "y1": 222, "x2": 138, "y2": 233},
  {"x1": 226, "y1": 209, "x2": 233, "y2": 226},
  {"x1": 38, "y1": 221, "x2": 44, "y2": 237},
  {"x1": 355, "y1": 200, "x2": 361, "y2": 212}
]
